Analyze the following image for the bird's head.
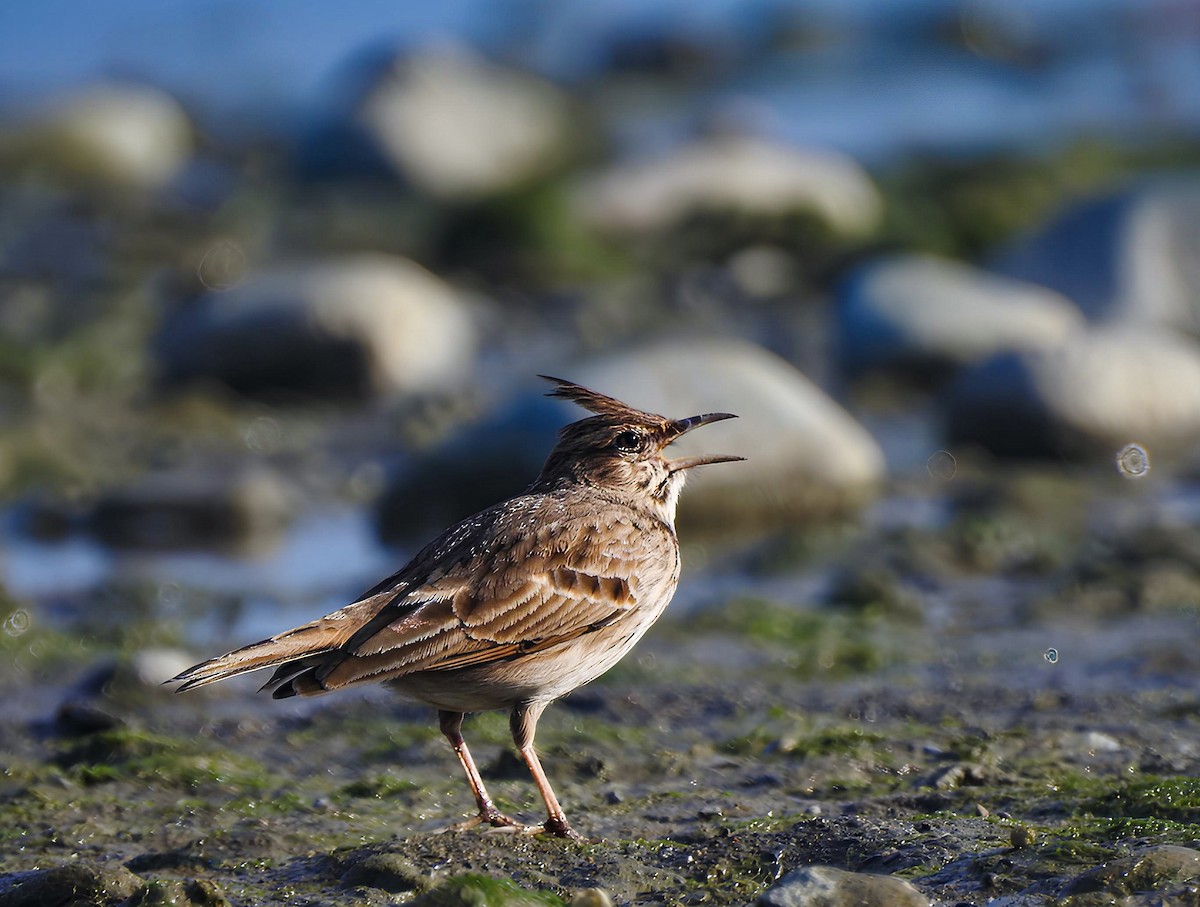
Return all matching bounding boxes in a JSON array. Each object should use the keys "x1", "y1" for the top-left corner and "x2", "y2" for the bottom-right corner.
[{"x1": 534, "y1": 376, "x2": 743, "y2": 524}]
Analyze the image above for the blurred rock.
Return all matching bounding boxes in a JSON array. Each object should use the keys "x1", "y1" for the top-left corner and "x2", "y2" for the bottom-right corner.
[
  {"x1": 301, "y1": 42, "x2": 573, "y2": 199},
  {"x1": 1057, "y1": 732, "x2": 1127, "y2": 766},
  {"x1": 947, "y1": 326, "x2": 1200, "y2": 459},
  {"x1": 572, "y1": 135, "x2": 882, "y2": 236},
  {"x1": 838, "y1": 255, "x2": 1083, "y2": 379},
  {"x1": 377, "y1": 390, "x2": 566, "y2": 543},
  {"x1": 61, "y1": 649, "x2": 195, "y2": 713},
  {"x1": 86, "y1": 465, "x2": 294, "y2": 552},
  {"x1": 408, "y1": 875, "x2": 558, "y2": 907},
  {"x1": 339, "y1": 852, "x2": 425, "y2": 894},
  {"x1": 828, "y1": 561, "x2": 923, "y2": 620},
  {"x1": 754, "y1": 865, "x2": 928, "y2": 906},
  {"x1": 728, "y1": 246, "x2": 799, "y2": 299},
  {"x1": 0, "y1": 862, "x2": 143, "y2": 907},
  {"x1": 571, "y1": 889, "x2": 615, "y2": 907},
  {"x1": 575, "y1": 340, "x2": 885, "y2": 525},
  {"x1": 378, "y1": 338, "x2": 884, "y2": 543},
  {"x1": 130, "y1": 647, "x2": 196, "y2": 688},
  {"x1": 156, "y1": 255, "x2": 477, "y2": 400},
  {"x1": 994, "y1": 176, "x2": 1200, "y2": 336},
  {"x1": 54, "y1": 699, "x2": 124, "y2": 736},
  {"x1": 1058, "y1": 845, "x2": 1200, "y2": 898},
  {"x1": 916, "y1": 762, "x2": 986, "y2": 792},
  {"x1": 0, "y1": 83, "x2": 192, "y2": 191}
]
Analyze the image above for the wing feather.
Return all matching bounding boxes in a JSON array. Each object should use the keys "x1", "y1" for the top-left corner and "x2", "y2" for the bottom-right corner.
[
  {"x1": 174, "y1": 494, "x2": 674, "y2": 699},
  {"x1": 314, "y1": 520, "x2": 647, "y2": 688}
]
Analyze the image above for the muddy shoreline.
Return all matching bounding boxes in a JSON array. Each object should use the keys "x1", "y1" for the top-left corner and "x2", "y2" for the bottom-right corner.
[{"x1": 3, "y1": 580, "x2": 1199, "y2": 905}]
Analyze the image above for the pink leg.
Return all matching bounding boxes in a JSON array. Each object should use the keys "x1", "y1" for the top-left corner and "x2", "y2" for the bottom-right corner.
[
  {"x1": 511, "y1": 701, "x2": 583, "y2": 841},
  {"x1": 439, "y1": 710, "x2": 521, "y2": 830}
]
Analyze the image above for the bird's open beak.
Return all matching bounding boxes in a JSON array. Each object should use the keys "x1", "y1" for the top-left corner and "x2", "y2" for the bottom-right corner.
[{"x1": 664, "y1": 412, "x2": 744, "y2": 473}]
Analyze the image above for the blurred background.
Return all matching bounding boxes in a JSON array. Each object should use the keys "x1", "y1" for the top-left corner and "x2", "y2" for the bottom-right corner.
[{"x1": 2, "y1": 0, "x2": 1200, "y2": 721}]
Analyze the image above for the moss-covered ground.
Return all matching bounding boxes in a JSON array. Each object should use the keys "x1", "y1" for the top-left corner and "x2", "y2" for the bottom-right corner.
[{"x1": 3, "y1": 596, "x2": 1198, "y2": 905}]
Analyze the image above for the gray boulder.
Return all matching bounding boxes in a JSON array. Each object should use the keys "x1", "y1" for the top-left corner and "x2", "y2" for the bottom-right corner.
[
  {"x1": 572, "y1": 135, "x2": 882, "y2": 237},
  {"x1": 157, "y1": 254, "x2": 477, "y2": 400},
  {"x1": 947, "y1": 325, "x2": 1200, "y2": 459},
  {"x1": 994, "y1": 175, "x2": 1200, "y2": 336},
  {"x1": 753, "y1": 865, "x2": 928, "y2": 907},
  {"x1": 0, "y1": 83, "x2": 192, "y2": 190},
  {"x1": 378, "y1": 338, "x2": 884, "y2": 542},
  {"x1": 86, "y1": 465, "x2": 295, "y2": 552},
  {"x1": 303, "y1": 42, "x2": 573, "y2": 199},
  {"x1": 838, "y1": 254, "x2": 1083, "y2": 379},
  {"x1": 572, "y1": 340, "x2": 885, "y2": 523}
]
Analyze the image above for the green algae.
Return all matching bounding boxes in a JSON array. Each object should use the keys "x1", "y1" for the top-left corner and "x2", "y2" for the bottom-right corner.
[
  {"x1": 339, "y1": 773, "x2": 422, "y2": 801},
  {"x1": 686, "y1": 596, "x2": 907, "y2": 678},
  {"x1": 410, "y1": 872, "x2": 567, "y2": 906},
  {"x1": 723, "y1": 719, "x2": 889, "y2": 760},
  {"x1": 875, "y1": 139, "x2": 1200, "y2": 259},
  {"x1": 52, "y1": 727, "x2": 274, "y2": 796},
  {"x1": 1071, "y1": 817, "x2": 1200, "y2": 845},
  {"x1": 1080, "y1": 775, "x2": 1200, "y2": 824}
]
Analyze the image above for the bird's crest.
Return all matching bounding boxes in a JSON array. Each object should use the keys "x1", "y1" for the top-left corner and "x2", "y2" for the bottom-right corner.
[{"x1": 540, "y1": 375, "x2": 658, "y2": 421}]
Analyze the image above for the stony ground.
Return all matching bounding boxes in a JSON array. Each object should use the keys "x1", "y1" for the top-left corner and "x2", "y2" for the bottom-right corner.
[
  {"x1": 3, "y1": 548, "x2": 1200, "y2": 906},
  {"x1": 4, "y1": 459, "x2": 1200, "y2": 905}
]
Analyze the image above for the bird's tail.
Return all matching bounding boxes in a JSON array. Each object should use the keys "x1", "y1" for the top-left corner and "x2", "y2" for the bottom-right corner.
[{"x1": 168, "y1": 601, "x2": 373, "y2": 695}]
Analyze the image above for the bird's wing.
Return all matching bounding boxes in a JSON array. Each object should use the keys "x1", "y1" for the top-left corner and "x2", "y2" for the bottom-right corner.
[{"x1": 306, "y1": 510, "x2": 667, "y2": 691}]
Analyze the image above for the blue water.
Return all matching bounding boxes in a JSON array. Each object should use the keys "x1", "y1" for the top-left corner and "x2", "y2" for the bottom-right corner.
[
  {"x1": 0, "y1": 506, "x2": 398, "y2": 645},
  {"x1": 2, "y1": 0, "x2": 1197, "y2": 160}
]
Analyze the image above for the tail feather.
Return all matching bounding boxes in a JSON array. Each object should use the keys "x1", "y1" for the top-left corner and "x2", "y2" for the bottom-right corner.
[
  {"x1": 170, "y1": 635, "x2": 336, "y2": 693},
  {"x1": 267, "y1": 665, "x2": 332, "y2": 699},
  {"x1": 169, "y1": 601, "x2": 379, "y2": 694},
  {"x1": 258, "y1": 655, "x2": 341, "y2": 699}
]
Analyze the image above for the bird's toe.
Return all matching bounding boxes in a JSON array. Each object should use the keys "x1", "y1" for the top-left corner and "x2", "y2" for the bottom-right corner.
[
  {"x1": 540, "y1": 816, "x2": 586, "y2": 841},
  {"x1": 444, "y1": 807, "x2": 527, "y2": 834}
]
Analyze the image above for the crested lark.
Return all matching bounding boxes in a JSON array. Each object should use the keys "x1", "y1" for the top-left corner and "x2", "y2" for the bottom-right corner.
[{"x1": 170, "y1": 376, "x2": 742, "y2": 839}]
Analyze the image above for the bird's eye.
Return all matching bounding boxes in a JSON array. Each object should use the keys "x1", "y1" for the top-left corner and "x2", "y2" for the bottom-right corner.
[{"x1": 611, "y1": 430, "x2": 642, "y2": 453}]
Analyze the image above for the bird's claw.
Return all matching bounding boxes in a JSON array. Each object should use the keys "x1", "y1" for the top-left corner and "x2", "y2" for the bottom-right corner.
[
  {"x1": 540, "y1": 815, "x2": 586, "y2": 841},
  {"x1": 485, "y1": 822, "x2": 586, "y2": 842},
  {"x1": 444, "y1": 806, "x2": 524, "y2": 834},
  {"x1": 444, "y1": 811, "x2": 584, "y2": 841}
]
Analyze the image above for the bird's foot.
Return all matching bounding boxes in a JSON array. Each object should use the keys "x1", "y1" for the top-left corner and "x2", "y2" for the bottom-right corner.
[
  {"x1": 538, "y1": 815, "x2": 586, "y2": 842},
  {"x1": 481, "y1": 821, "x2": 586, "y2": 842},
  {"x1": 443, "y1": 809, "x2": 585, "y2": 841},
  {"x1": 444, "y1": 806, "x2": 524, "y2": 833}
]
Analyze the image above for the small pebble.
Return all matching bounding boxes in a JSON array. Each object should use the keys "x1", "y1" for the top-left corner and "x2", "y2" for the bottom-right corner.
[
  {"x1": 571, "y1": 888, "x2": 614, "y2": 907},
  {"x1": 756, "y1": 865, "x2": 929, "y2": 906},
  {"x1": 1081, "y1": 731, "x2": 1121, "y2": 753},
  {"x1": 1010, "y1": 826, "x2": 1037, "y2": 849}
]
